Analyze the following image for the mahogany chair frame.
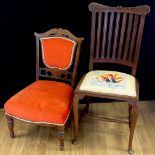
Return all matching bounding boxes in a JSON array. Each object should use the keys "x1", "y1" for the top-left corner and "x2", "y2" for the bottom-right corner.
[
  {"x1": 5, "y1": 28, "x2": 84, "y2": 150},
  {"x1": 72, "y1": 2, "x2": 150, "y2": 154}
]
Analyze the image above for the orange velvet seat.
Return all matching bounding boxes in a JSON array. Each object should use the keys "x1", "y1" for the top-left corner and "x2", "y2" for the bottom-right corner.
[{"x1": 4, "y1": 80, "x2": 73, "y2": 125}]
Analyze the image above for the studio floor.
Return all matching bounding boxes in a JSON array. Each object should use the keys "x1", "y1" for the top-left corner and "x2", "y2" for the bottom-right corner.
[{"x1": 0, "y1": 101, "x2": 155, "y2": 155}]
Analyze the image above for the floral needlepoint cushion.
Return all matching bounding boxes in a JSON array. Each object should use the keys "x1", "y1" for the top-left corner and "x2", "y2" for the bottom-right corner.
[
  {"x1": 79, "y1": 70, "x2": 137, "y2": 97},
  {"x1": 40, "y1": 37, "x2": 76, "y2": 70}
]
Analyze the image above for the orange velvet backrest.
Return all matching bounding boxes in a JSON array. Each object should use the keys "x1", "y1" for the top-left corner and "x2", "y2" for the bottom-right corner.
[{"x1": 40, "y1": 37, "x2": 76, "y2": 70}]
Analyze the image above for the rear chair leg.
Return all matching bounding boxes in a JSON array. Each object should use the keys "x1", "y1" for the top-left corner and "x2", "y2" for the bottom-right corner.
[
  {"x1": 6, "y1": 115, "x2": 14, "y2": 138},
  {"x1": 84, "y1": 96, "x2": 91, "y2": 113}
]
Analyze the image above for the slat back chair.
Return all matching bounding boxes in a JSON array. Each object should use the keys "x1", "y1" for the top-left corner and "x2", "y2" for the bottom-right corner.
[
  {"x1": 72, "y1": 2, "x2": 150, "y2": 154},
  {"x1": 4, "y1": 28, "x2": 84, "y2": 150}
]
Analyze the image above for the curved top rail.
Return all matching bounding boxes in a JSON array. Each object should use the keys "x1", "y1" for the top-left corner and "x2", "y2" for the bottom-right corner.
[
  {"x1": 34, "y1": 28, "x2": 84, "y2": 43},
  {"x1": 88, "y1": 2, "x2": 150, "y2": 15}
]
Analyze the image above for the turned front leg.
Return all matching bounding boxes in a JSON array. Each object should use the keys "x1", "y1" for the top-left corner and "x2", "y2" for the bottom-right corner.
[
  {"x1": 6, "y1": 115, "x2": 14, "y2": 138},
  {"x1": 85, "y1": 96, "x2": 91, "y2": 113},
  {"x1": 57, "y1": 126, "x2": 65, "y2": 151},
  {"x1": 128, "y1": 102, "x2": 138, "y2": 154},
  {"x1": 72, "y1": 95, "x2": 80, "y2": 145}
]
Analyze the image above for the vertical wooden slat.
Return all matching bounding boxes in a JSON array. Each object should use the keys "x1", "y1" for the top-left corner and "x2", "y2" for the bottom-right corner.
[
  {"x1": 128, "y1": 15, "x2": 139, "y2": 61},
  {"x1": 117, "y1": 14, "x2": 127, "y2": 59},
  {"x1": 123, "y1": 14, "x2": 133, "y2": 61},
  {"x1": 35, "y1": 35, "x2": 39, "y2": 80},
  {"x1": 96, "y1": 12, "x2": 102, "y2": 58},
  {"x1": 112, "y1": 13, "x2": 120, "y2": 59},
  {"x1": 134, "y1": 16, "x2": 145, "y2": 63},
  {"x1": 89, "y1": 12, "x2": 96, "y2": 70},
  {"x1": 101, "y1": 12, "x2": 108, "y2": 58},
  {"x1": 107, "y1": 12, "x2": 114, "y2": 58},
  {"x1": 71, "y1": 41, "x2": 83, "y2": 87}
]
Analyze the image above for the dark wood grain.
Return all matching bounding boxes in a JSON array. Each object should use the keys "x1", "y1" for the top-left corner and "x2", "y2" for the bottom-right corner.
[
  {"x1": 107, "y1": 12, "x2": 114, "y2": 58},
  {"x1": 123, "y1": 14, "x2": 133, "y2": 61},
  {"x1": 96, "y1": 12, "x2": 102, "y2": 58},
  {"x1": 117, "y1": 13, "x2": 127, "y2": 59},
  {"x1": 128, "y1": 15, "x2": 139, "y2": 61},
  {"x1": 6, "y1": 115, "x2": 14, "y2": 138},
  {"x1": 133, "y1": 16, "x2": 145, "y2": 75},
  {"x1": 88, "y1": 2, "x2": 150, "y2": 15},
  {"x1": 89, "y1": 12, "x2": 96, "y2": 71},
  {"x1": 101, "y1": 12, "x2": 108, "y2": 58},
  {"x1": 112, "y1": 13, "x2": 120, "y2": 59}
]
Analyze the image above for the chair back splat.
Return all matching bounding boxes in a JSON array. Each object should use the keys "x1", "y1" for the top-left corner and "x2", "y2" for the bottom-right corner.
[
  {"x1": 88, "y1": 2, "x2": 150, "y2": 76},
  {"x1": 34, "y1": 28, "x2": 84, "y2": 87}
]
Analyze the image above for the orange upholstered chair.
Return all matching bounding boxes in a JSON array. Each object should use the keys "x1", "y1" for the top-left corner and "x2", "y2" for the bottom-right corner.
[{"x1": 4, "y1": 28, "x2": 83, "y2": 150}]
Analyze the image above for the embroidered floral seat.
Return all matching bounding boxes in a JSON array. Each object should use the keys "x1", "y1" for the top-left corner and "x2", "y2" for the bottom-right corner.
[{"x1": 79, "y1": 70, "x2": 137, "y2": 97}]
